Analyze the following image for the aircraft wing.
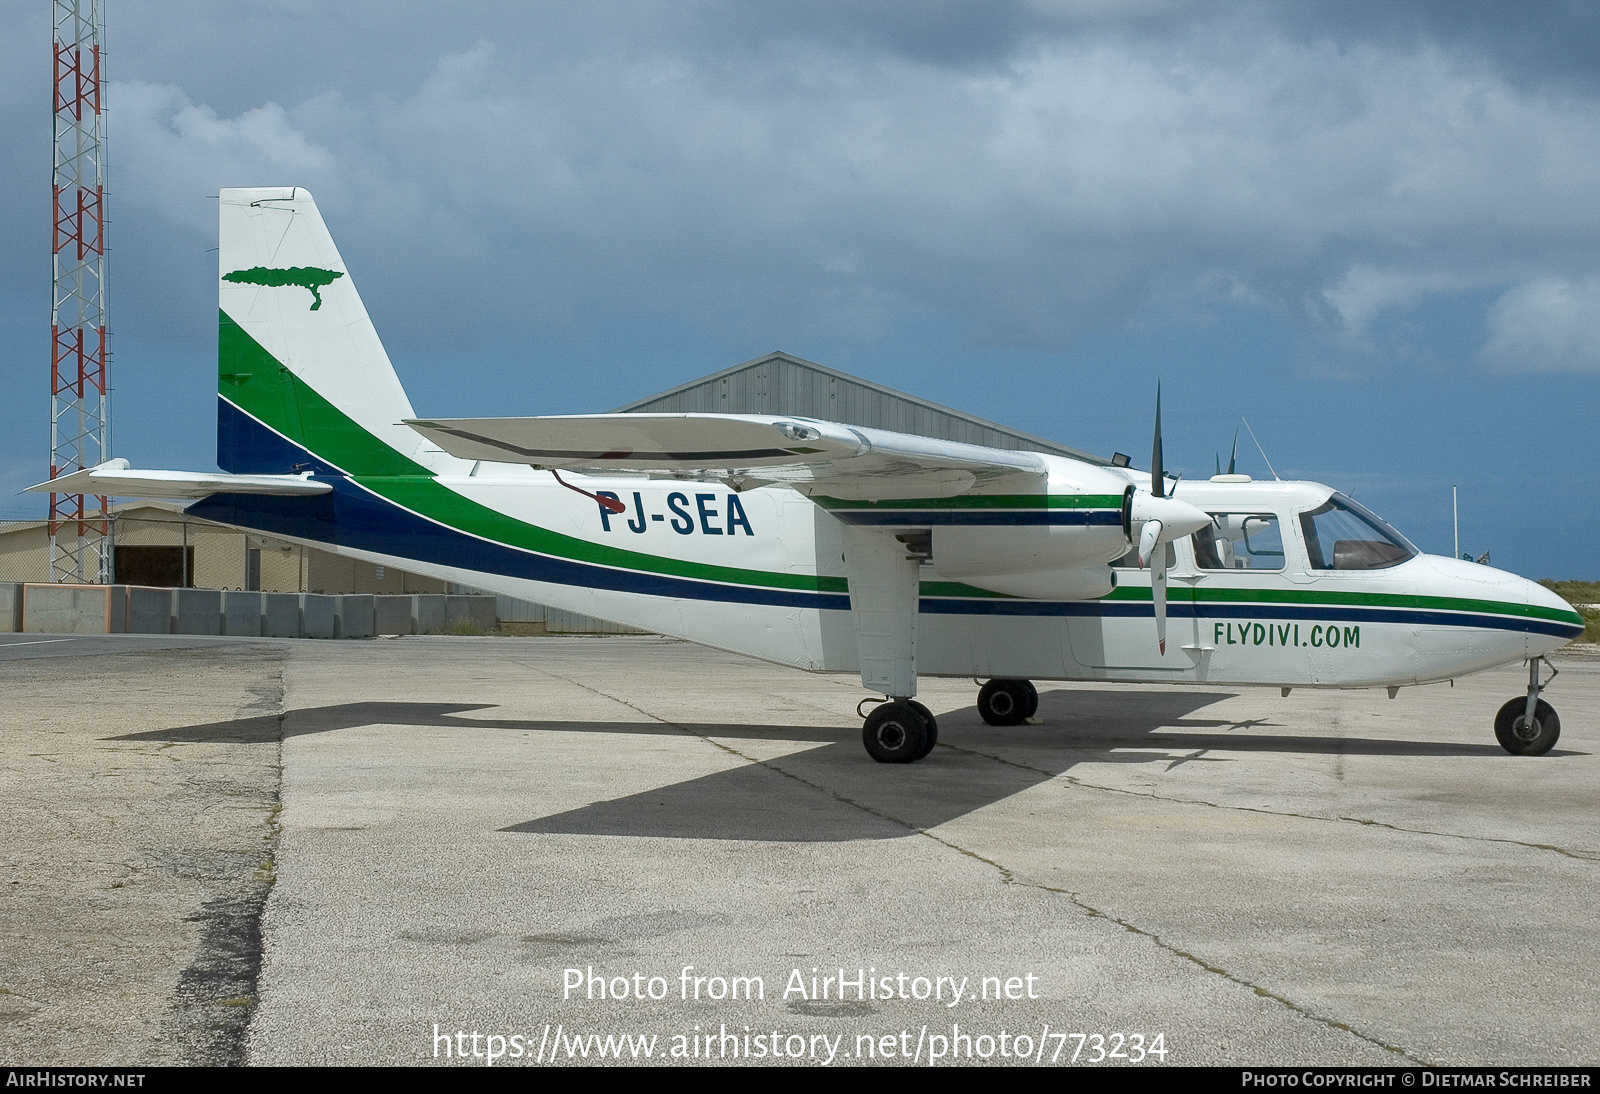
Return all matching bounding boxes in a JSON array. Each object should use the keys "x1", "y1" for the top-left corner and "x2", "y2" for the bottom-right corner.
[
  {"x1": 27, "y1": 459, "x2": 332, "y2": 500},
  {"x1": 403, "y1": 414, "x2": 1047, "y2": 499}
]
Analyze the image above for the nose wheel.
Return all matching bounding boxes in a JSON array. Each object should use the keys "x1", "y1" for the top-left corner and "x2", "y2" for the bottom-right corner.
[
  {"x1": 977, "y1": 679, "x2": 1038, "y2": 726},
  {"x1": 1495, "y1": 657, "x2": 1560, "y2": 756}
]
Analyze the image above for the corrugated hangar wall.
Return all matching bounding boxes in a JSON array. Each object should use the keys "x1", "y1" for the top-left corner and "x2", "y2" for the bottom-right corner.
[{"x1": 613, "y1": 351, "x2": 1106, "y2": 464}]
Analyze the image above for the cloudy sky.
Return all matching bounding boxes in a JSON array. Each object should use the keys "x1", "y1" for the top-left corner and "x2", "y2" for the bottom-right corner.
[{"x1": 2, "y1": 0, "x2": 1597, "y2": 576}]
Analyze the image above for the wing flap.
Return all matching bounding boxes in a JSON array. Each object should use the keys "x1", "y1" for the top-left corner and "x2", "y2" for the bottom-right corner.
[{"x1": 404, "y1": 413, "x2": 1044, "y2": 498}]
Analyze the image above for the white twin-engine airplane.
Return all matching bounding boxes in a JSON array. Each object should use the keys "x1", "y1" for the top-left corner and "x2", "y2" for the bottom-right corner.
[{"x1": 39, "y1": 188, "x2": 1584, "y2": 763}]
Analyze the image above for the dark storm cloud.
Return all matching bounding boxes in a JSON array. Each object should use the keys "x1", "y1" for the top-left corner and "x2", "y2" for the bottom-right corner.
[
  {"x1": 6, "y1": 0, "x2": 1600, "y2": 375},
  {"x1": 1271, "y1": 0, "x2": 1600, "y2": 89}
]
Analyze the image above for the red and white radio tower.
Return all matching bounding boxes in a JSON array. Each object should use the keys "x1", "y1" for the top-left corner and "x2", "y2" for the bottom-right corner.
[{"x1": 50, "y1": 0, "x2": 112, "y2": 583}]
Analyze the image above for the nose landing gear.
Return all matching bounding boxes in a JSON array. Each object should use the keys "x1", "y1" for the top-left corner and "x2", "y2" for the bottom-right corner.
[{"x1": 1495, "y1": 657, "x2": 1561, "y2": 756}]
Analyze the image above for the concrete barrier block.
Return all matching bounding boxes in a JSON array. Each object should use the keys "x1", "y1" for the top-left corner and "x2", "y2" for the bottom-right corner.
[
  {"x1": 0, "y1": 583, "x2": 21, "y2": 632},
  {"x1": 23, "y1": 584, "x2": 117, "y2": 634},
  {"x1": 125, "y1": 586, "x2": 174, "y2": 634},
  {"x1": 444, "y1": 594, "x2": 496, "y2": 633},
  {"x1": 468, "y1": 595, "x2": 496, "y2": 631},
  {"x1": 336, "y1": 594, "x2": 374, "y2": 639},
  {"x1": 413, "y1": 594, "x2": 447, "y2": 635},
  {"x1": 107, "y1": 586, "x2": 128, "y2": 633},
  {"x1": 262, "y1": 593, "x2": 300, "y2": 638},
  {"x1": 374, "y1": 595, "x2": 413, "y2": 635},
  {"x1": 222, "y1": 591, "x2": 264, "y2": 637},
  {"x1": 300, "y1": 594, "x2": 335, "y2": 639},
  {"x1": 174, "y1": 588, "x2": 223, "y2": 635}
]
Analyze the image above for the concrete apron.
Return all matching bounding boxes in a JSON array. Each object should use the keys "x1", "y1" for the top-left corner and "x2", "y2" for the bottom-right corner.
[{"x1": 246, "y1": 637, "x2": 1599, "y2": 1067}]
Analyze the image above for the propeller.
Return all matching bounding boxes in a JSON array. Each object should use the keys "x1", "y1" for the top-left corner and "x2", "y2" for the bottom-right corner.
[
  {"x1": 1130, "y1": 384, "x2": 1210, "y2": 655},
  {"x1": 1151, "y1": 382, "x2": 1164, "y2": 499},
  {"x1": 1214, "y1": 430, "x2": 1239, "y2": 478}
]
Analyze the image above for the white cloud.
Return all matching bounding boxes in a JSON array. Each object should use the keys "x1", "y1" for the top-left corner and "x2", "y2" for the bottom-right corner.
[
  {"x1": 75, "y1": 16, "x2": 1600, "y2": 364},
  {"x1": 111, "y1": 81, "x2": 337, "y2": 233},
  {"x1": 1480, "y1": 277, "x2": 1600, "y2": 373}
]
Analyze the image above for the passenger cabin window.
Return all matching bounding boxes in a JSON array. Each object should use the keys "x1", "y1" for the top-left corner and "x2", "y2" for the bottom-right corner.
[
  {"x1": 1192, "y1": 513, "x2": 1285, "y2": 571},
  {"x1": 1298, "y1": 494, "x2": 1417, "y2": 571}
]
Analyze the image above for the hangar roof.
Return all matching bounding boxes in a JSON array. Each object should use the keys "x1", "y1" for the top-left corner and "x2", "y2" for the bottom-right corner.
[{"x1": 614, "y1": 351, "x2": 1107, "y2": 465}]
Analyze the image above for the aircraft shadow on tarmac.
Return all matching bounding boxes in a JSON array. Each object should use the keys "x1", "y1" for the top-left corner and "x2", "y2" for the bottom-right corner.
[{"x1": 105, "y1": 689, "x2": 1522, "y2": 842}]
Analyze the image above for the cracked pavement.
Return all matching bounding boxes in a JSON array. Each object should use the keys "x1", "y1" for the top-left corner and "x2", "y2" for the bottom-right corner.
[
  {"x1": 250, "y1": 636, "x2": 1597, "y2": 1066},
  {"x1": 3, "y1": 634, "x2": 1595, "y2": 1066},
  {"x1": 0, "y1": 641, "x2": 283, "y2": 1066}
]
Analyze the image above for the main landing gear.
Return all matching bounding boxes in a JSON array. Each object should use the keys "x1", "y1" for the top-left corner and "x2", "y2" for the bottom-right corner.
[
  {"x1": 860, "y1": 699, "x2": 938, "y2": 763},
  {"x1": 1495, "y1": 657, "x2": 1561, "y2": 756},
  {"x1": 857, "y1": 679, "x2": 1044, "y2": 763},
  {"x1": 977, "y1": 678, "x2": 1038, "y2": 726}
]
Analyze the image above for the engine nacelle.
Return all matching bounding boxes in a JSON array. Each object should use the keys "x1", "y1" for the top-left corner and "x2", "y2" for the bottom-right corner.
[
  {"x1": 929, "y1": 462, "x2": 1132, "y2": 598},
  {"x1": 932, "y1": 523, "x2": 1127, "y2": 583}
]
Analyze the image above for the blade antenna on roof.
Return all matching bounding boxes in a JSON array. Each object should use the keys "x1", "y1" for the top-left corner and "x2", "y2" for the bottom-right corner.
[{"x1": 1241, "y1": 418, "x2": 1280, "y2": 481}]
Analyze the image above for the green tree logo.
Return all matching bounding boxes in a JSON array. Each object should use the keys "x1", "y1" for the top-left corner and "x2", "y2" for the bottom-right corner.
[{"x1": 222, "y1": 266, "x2": 346, "y2": 311}]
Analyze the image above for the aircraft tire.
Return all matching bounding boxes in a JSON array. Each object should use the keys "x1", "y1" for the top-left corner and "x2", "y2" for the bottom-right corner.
[
  {"x1": 908, "y1": 701, "x2": 939, "y2": 758},
  {"x1": 863, "y1": 702, "x2": 933, "y2": 763},
  {"x1": 1018, "y1": 680, "x2": 1039, "y2": 719},
  {"x1": 978, "y1": 679, "x2": 1031, "y2": 726},
  {"x1": 1494, "y1": 697, "x2": 1560, "y2": 756}
]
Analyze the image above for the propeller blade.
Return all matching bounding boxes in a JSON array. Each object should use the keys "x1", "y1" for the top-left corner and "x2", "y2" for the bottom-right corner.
[
  {"x1": 1136, "y1": 518, "x2": 1163, "y2": 568},
  {"x1": 1151, "y1": 383, "x2": 1164, "y2": 499},
  {"x1": 1152, "y1": 545, "x2": 1169, "y2": 655},
  {"x1": 1227, "y1": 429, "x2": 1238, "y2": 476}
]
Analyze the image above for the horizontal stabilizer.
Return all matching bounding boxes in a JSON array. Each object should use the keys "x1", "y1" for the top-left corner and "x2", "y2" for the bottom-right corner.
[
  {"x1": 404, "y1": 414, "x2": 1043, "y2": 498},
  {"x1": 28, "y1": 459, "x2": 332, "y2": 500}
]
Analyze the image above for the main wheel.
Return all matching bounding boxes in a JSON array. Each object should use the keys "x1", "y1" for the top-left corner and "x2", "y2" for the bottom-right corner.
[
  {"x1": 1017, "y1": 680, "x2": 1039, "y2": 719},
  {"x1": 907, "y1": 700, "x2": 939, "y2": 758},
  {"x1": 863, "y1": 701, "x2": 933, "y2": 763},
  {"x1": 977, "y1": 679, "x2": 1033, "y2": 726},
  {"x1": 1495, "y1": 697, "x2": 1560, "y2": 756}
]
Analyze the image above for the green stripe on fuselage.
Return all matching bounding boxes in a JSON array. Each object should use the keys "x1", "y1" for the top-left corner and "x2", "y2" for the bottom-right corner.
[
  {"x1": 1097, "y1": 582, "x2": 1580, "y2": 626},
  {"x1": 361, "y1": 475, "x2": 849, "y2": 594},
  {"x1": 220, "y1": 310, "x2": 429, "y2": 478},
  {"x1": 220, "y1": 309, "x2": 845, "y2": 592},
  {"x1": 814, "y1": 494, "x2": 1124, "y2": 510},
  {"x1": 218, "y1": 309, "x2": 1579, "y2": 628}
]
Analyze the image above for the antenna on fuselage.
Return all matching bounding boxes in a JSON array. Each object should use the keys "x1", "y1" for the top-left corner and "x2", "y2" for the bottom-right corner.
[{"x1": 1241, "y1": 418, "x2": 1280, "y2": 481}]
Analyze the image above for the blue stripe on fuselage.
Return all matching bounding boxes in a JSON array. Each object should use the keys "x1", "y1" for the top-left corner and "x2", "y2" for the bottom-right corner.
[
  {"x1": 203, "y1": 400, "x2": 1577, "y2": 639},
  {"x1": 920, "y1": 595, "x2": 1582, "y2": 638},
  {"x1": 188, "y1": 475, "x2": 852, "y2": 612}
]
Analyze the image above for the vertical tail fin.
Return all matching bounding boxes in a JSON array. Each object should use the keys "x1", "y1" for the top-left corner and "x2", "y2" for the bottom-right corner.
[{"x1": 217, "y1": 187, "x2": 440, "y2": 477}]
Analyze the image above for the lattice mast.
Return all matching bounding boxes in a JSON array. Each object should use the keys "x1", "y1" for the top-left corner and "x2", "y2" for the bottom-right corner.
[{"x1": 51, "y1": 0, "x2": 111, "y2": 583}]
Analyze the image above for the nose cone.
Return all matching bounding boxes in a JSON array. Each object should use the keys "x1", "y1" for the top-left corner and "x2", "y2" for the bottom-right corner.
[
  {"x1": 1130, "y1": 492, "x2": 1212, "y2": 540},
  {"x1": 1421, "y1": 554, "x2": 1585, "y2": 655}
]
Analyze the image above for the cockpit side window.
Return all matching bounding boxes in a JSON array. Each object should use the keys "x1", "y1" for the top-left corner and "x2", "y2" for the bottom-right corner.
[
  {"x1": 1298, "y1": 494, "x2": 1417, "y2": 570},
  {"x1": 1192, "y1": 513, "x2": 1285, "y2": 571}
]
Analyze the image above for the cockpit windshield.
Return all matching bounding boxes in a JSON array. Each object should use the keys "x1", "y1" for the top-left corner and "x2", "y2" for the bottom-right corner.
[{"x1": 1298, "y1": 494, "x2": 1417, "y2": 570}]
